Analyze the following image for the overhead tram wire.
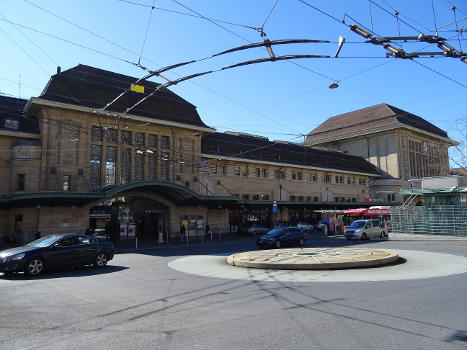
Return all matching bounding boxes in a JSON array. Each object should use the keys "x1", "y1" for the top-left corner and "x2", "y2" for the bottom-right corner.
[
  {"x1": 410, "y1": 59, "x2": 467, "y2": 88},
  {"x1": 138, "y1": 0, "x2": 156, "y2": 64},
  {"x1": 22, "y1": 0, "x2": 161, "y2": 65},
  {"x1": 0, "y1": 10, "x2": 59, "y2": 67},
  {"x1": 0, "y1": 18, "x2": 139, "y2": 68},
  {"x1": 0, "y1": 25, "x2": 50, "y2": 76},
  {"x1": 260, "y1": 0, "x2": 280, "y2": 34},
  {"x1": 117, "y1": 0, "x2": 261, "y2": 31}
]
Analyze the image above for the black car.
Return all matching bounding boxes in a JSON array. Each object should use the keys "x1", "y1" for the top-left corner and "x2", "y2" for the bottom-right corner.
[
  {"x1": 0, "y1": 234, "x2": 114, "y2": 276},
  {"x1": 257, "y1": 227, "x2": 306, "y2": 249}
]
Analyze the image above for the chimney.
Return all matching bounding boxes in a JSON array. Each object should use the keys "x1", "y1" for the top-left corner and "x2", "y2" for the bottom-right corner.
[{"x1": 57, "y1": 66, "x2": 61, "y2": 74}]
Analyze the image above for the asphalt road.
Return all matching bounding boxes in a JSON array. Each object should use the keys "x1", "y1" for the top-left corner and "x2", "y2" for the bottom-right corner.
[{"x1": 0, "y1": 236, "x2": 466, "y2": 350}]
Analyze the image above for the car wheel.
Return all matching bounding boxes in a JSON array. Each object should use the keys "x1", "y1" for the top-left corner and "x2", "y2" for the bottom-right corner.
[
  {"x1": 361, "y1": 233, "x2": 368, "y2": 240},
  {"x1": 298, "y1": 238, "x2": 304, "y2": 246},
  {"x1": 94, "y1": 253, "x2": 107, "y2": 268},
  {"x1": 26, "y1": 258, "x2": 44, "y2": 276},
  {"x1": 274, "y1": 240, "x2": 281, "y2": 249}
]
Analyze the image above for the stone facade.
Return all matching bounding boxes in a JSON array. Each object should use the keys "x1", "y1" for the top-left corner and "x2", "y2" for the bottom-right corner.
[
  {"x1": 0, "y1": 66, "x2": 386, "y2": 243},
  {"x1": 305, "y1": 104, "x2": 456, "y2": 204}
]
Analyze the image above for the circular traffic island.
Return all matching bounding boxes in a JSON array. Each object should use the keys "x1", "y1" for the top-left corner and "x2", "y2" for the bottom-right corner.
[{"x1": 227, "y1": 247, "x2": 399, "y2": 270}]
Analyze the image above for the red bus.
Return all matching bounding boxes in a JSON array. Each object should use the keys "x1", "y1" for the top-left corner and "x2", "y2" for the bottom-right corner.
[{"x1": 342, "y1": 206, "x2": 391, "y2": 232}]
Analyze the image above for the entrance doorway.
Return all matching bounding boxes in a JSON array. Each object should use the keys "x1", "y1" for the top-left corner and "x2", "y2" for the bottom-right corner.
[{"x1": 89, "y1": 197, "x2": 168, "y2": 242}]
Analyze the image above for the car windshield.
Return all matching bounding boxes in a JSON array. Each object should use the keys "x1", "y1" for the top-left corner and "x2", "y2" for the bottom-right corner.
[
  {"x1": 264, "y1": 228, "x2": 284, "y2": 237},
  {"x1": 349, "y1": 221, "x2": 366, "y2": 229},
  {"x1": 25, "y1": 235, "x2": 61, "y2": 247}
]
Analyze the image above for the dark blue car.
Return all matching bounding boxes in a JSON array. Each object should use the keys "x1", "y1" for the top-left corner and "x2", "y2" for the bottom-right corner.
[
  {"x1": 0, "y1": 234, "x2": 114, "y2": 276},
  {"x1": 256, "y1": 227, "x2": 306, "y2": 249}
]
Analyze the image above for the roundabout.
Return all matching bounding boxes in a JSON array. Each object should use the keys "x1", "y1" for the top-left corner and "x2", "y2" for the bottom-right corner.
[
  {"x1": 168, "y1": 248, "x2": 467, "y2": 283},
  {"x1": 226, "y1": 247, "x2": 399, "y2": 270}
]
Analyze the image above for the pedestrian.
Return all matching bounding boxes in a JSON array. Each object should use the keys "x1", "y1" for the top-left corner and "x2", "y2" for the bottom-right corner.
[
  {"x1": 104, "y1": 222, "x2": 111, "y2": 240},
  {"x1": 205, "y1": 224, "x2": 210, "y2": 238},
  {"x1": 180, "y1": 224, "x2": 186, "y2": 241}
]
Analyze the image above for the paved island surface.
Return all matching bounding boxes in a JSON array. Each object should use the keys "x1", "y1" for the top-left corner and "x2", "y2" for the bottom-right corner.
[{"x1": 227, "y1": 248, "x2": 399, "y2": 269}]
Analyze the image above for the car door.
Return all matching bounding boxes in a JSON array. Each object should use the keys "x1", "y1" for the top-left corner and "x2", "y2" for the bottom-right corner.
[
  {"x1": 44, "y1": 236, "x2": 80, "y2": 268},
  {"x1": 282, "y1": 228, "x2": 294, "y2": 244},
  {"x1": 74, "y1": 236, "x2": 100, "y2": 264}
]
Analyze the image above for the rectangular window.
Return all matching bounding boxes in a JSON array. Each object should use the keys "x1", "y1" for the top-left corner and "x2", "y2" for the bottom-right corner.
[
  {"x1": 92, "y1": 126, "x2": 102, "y2": 142},
  {"x1": 5, "y1": 119, "x2": 19, "y2": 129},
  {"x1": 292, "y1": 172, "x2": 297, "y2": 180},
  {"x1": 262, "y1": 168, "x2": 268, "y2": 178},
  {"x1": 121, "y1": 130, "x2": 131, "y2": 145},
  {"x1": 275, "y1": 170, "x2": 285, "y2": 180},
  {"x1": 241, "y1": 166, "x2": 247, "y2": 177},
  {"x1": 312, "y1": 174, "x2": 317, "y2": 182},
  {"x1": 255, "y1": 168, "x2": 261, "y2": 177},
  {"x1": 148, "y1": 151, "x2": 157, "y2": 180},
  {"x1": 219, "y1": 165, "x2": 226, "y2": 176},
  {"x1": 148, "y1": 134, "x2": 158, "y2": 148},
  {"x1": 161, "y1": 152, "x2": 169, "y2": 180},
  {"x1": 106, "y1": 128, "x2": 117, "y2": 143},
  {"x1": 339, "y1": 176, "x2": 344, "y2": 184},
  {"x1": 335, "y1": 176, "x2": 339, "y2": 183},
  {"x1": 135, "y1": 150, "x2": 144, "y2": 181},
  {"x1": 298, "y1": 172, "x2": 303, "y2": 180},
  {"x1": 105, "y1": 147, "x2": 116, "y2": 186},
  {"x1": 14, "y1": 214, "x2": 23, "y2": 233},
  {"x1": 313, "y1": 196, "x2": 319, "y2": 202},
  {"x1": 297, "y1": 196, "x2": 303, "y2": 201},
  {"x1": 161, "y1": 136, "x2": 170, "y2": 149},
  {"x1": 242, "y1": 194, "x2": 250, "y2": 200},
  {"x1": 135, "y1": 132, "x2": 145, "y2": 148},
  {"x1": 90, "y1": 145, "x2": 102, "y2": 189},
  {"x1": 262, "y1": 194, "x2": 270, "y2": 200},
  {"x1": 63, "y1": 175, "x2": 71, "y2": 191},
  {"x1": 16, "y1": 174, "x2": 25, "y2": 191},
  {"x1": 234, "y1": 165, "x2": 240, "y2": 176},
  {"x1": 290, "y1": 195, "x2": 296, "y2": 201},
  {"x1": 120, "y1": 147, "x2": 131, "y2": 184},
  {"x1": 252, "y1": 194, "x2": 260, "y2": 200},
  {"x1": 325, "y1": 174, "x2": 331, "y2": 183}
]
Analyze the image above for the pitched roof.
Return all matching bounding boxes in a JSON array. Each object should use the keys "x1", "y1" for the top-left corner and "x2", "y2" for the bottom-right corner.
[
  {"x1": 202, "y1": 132, "x2": 380, "y2": 175},
  {"x1": 0, "y1": 95, "x2": 39, "y2": 134},
  {"x1": 305, "y1": 104, "x2": 449, "y2": 144},
  {"x1": 37, "y1": 64, "x2": 208, "y2": 128}
]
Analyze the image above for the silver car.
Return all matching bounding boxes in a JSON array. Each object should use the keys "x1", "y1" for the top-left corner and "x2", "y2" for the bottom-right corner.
[
  {"x1": 297, "y1": 222, "x2": 314, "y2": 231},
  {"x1": 344, "y1": 219, "x2": 385, "y2": 240}
]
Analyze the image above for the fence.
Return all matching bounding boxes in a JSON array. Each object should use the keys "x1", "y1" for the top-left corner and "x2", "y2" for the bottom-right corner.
[{"x1": 391, "y1": 205, "x2": 467, "y2": 236}]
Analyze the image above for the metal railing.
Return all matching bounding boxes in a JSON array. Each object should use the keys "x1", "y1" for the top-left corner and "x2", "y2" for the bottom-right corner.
[{"x1": 391, "y1": 205, "x2": 467, "y2": 236}]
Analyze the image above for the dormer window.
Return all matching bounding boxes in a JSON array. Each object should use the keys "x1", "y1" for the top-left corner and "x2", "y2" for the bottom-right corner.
[{"x1": 5, "y1": 119, "x2": 19, "y2": 129}]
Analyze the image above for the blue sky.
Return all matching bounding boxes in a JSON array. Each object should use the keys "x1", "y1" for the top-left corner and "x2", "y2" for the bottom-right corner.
[{"x1": 0, "y1": 0, "x2": 466, "y2": 166}]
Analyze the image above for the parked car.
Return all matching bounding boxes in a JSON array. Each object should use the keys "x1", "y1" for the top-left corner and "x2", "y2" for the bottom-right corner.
[
  {"x1": 257, "y1": 227, "x2": 306, "y2": 249},
  {"x1": 248, "y1": 224, "x2": 269, "y2": 235},
  {"x1": 0, "y1": 234, "x2": 114, "y2": 276},
  {"x1": 315, "y1": 221, "x2": 326, "y2": 230},
  {"x1": 344, "y1": 219, "x2": 385, "y2": 240},
  {"x1": 297, "y1": 222, "x2": 314, "y2": 231}
]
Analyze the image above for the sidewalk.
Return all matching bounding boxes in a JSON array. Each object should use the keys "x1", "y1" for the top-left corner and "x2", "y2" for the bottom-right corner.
[
  {"x1": 326, "y1": 233, "x2": 467, "y2": 241},
  {"x1": 387, "y1": 232, "x2": 467, "y2": 241},
  {"x1": 114, "y1": 232, "x2": 241, "y2": 253}
]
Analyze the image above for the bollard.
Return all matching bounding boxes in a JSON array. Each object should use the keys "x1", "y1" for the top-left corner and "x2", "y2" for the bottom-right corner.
[{"x1": 135, "y1": 237, "x2": 138, "y2": 250}]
